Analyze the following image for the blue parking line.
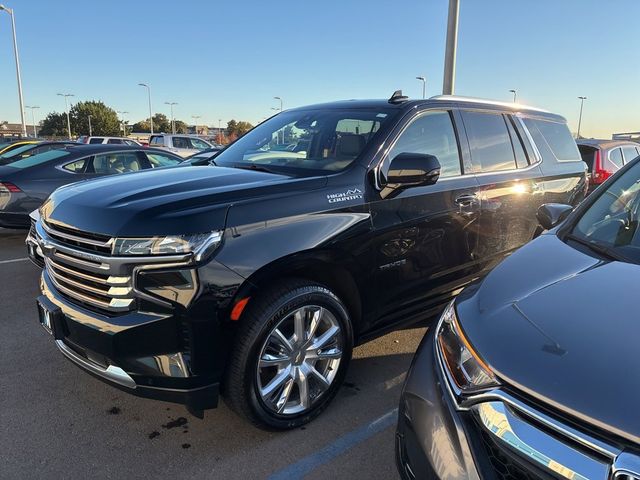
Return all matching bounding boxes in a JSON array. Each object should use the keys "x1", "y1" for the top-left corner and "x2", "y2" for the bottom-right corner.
[{"x1": 268, "y1": 408, "x2": 399, "y2": 480}]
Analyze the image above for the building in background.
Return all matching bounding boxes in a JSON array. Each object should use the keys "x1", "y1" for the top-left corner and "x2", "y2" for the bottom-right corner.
[{"x1": 612, "y1": 131, "x2": 640, "y2": 142}]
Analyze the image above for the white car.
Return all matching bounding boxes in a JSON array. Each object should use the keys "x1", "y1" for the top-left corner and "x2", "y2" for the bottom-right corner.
[
  {"x1": 77, "y1": 136, "x2": 141, "y2": 146},
  {"x1": 148, "y1": 134, "x2": 213, "y2": 158}
]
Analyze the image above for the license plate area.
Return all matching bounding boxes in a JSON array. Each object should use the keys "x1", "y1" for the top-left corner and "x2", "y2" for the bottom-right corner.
[{"x1": 37, "y1": 296, "x2": 65, "y2": 339}]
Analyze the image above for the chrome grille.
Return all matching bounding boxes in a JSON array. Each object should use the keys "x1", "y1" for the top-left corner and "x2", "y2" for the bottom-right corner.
[
  {"x1": 44, "y1": 255, "x2": 134, "y2": 313},
  {"x1": 42, "y1": 219, "x2": 113, "y2": 255}
]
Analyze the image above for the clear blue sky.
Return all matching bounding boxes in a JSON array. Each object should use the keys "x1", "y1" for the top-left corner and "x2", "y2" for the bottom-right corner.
[{"x1": 0, "y1": 0, "x2": 638, "y2": 137}]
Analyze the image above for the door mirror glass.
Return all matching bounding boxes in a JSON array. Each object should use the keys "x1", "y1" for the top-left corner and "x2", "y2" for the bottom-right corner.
[
  {"x1": 385, "y1": 153, "x2": 441, "y2": 188},
  {"x1": 537, "y1": 203, "x2": 573, "y2": 230}
]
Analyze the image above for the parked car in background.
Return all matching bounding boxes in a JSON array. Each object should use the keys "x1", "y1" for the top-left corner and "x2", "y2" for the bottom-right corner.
[
  {"x1": 0, "y1": 141, "x2": 78, "y2": 166},
  {"x1": 577, "y1": 138, "x2": 640, "y2": 193},
  {"x1": 0, "y1": 145, "x2": 182, "y2": 228},
  {"x1": 148, "y1": 134, "x2": 213, "y2": 157},
  {"x1": 182, "y1": 146, "x2": 224, "y2": 166},
  {"x1": 396, "y1": 155, "x2": 640, "y2": 480},
  {"x1": 0, "y1": 139, "x2": 40, "y2": 156},
  {"x1": 77, "y1": 136, "x2": 141, "y2": 146},
  {"x1": 27, "y1": 95, "x2": 586, "y2": 428}
]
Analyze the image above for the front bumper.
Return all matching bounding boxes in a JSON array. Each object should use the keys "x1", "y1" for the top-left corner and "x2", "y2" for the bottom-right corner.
[
  {"x1": 37, "y1": 272, "x2": 222, "y2": 411},
  {"x1": 396, "y1": 329, "x2": 623, "y2": 480}
]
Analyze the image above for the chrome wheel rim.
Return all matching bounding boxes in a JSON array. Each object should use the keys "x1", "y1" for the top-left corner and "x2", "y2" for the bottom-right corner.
[{"x1": 256, "y1": 305, "x2": 343, "y2": 415}]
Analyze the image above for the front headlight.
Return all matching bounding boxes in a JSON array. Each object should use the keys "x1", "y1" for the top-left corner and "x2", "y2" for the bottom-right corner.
[
  {"x1": 436, "y1": 301, "x2": 498, "y2": 393},
  {"x1": 112, "y1": 231, "x2": 223, "y2": 257}
]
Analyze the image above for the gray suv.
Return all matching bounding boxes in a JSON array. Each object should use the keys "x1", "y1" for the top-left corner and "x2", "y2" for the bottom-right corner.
[{"x1": 148, "y1": 134, "x2": 213, "y2": 157}]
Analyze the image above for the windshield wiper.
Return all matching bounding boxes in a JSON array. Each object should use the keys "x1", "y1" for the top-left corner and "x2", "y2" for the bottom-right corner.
[{"x1": 565, "y1": 233, "x2": 632, "y2": 263}]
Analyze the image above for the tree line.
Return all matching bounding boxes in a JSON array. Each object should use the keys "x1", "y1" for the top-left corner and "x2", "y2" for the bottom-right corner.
[{"x1": 38, "y1": 100, "x2": 254, "y2": 144}]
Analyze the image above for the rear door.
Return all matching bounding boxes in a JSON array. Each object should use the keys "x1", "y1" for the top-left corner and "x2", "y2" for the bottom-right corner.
[
  {"x1": 85, "y1": 151, "x2": 147, "y2": 177},
  {"x1": 170, "y1": 136, "x2": 197, "y2": 157},
  {"x1": 459, "y1": 110, "x2": 546, "y2": 270},
  {"x1": 369, "y1": 109, "x2": 481, "y2": 327}
]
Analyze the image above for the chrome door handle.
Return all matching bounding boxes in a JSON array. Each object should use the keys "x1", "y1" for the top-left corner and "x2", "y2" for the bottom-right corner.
[{"x1": 455, "y1": 194, "x2": 478, "y2": 206}]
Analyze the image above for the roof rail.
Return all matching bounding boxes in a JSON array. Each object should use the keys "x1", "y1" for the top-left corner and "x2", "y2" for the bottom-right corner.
[{"x1": 429, "y1": 95, "x2": 550, "y2": 113}]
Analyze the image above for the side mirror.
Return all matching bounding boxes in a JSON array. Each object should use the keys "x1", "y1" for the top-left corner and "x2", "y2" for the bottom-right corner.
[
  {"x1": 537, "y1": 203, "x2": 573, "y2": 230},
  {"x1": 386, "y1": 153, "x2": 441, "y2": 188}
]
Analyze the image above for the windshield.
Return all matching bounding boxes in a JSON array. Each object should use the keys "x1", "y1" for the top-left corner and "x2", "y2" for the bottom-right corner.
[
  {"x1": 0, "y1": 143, "x2": 37, "y2": 160},
  {"x1": 213, "y1": 108, "x2": 396, "y2": 175},
  {"x1": 6, "y1": 149, "x2": 70, "y2": 169},
  {"x1": 571, "y1": 160, "x2": 640, "y2": 263}
]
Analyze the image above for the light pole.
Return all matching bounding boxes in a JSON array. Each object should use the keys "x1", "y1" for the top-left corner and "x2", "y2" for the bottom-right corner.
[
  {"x1": 87, "y1": 114, "x2": 92, "y2": 136},
  {"x1": 442, "y1": 0, "x2": 460, "y2": 95},
  {"x1": 164, "y1": 102, "x2": 177, "y2": 134},
  {"x1": 416, "y1": 76, "x2": 426, "y2": 99},
  {"x1": 191, "y1": 115, "x2": 201, "y2": 135},
  {"x1": 117, "y1": 111, "x2": 129, "y2": 137},
  {"x1": 274, "y1": 96, "x2": 283, "y2": 111},
  {"x1": 509, "y1": 89, "x2": 517, "y2": 102},
  {"x1": 218, "y1": 118, "x2": 224, "y2": 143},
  {"x1": 577, "y1": 96, "x2": 587, "y2": 139},
  {"x1": 57, "y1": 93, "x2": 74, "y2": 140},
  {"x1": 0, "y1": 5, "x2": 27, "y2": 137},
  {"x1": 138, "y1": 83, "x2": 154, "y2": 134},
  {"x1": 25, "y1": 105, "x2": 39, "y2": 137}
]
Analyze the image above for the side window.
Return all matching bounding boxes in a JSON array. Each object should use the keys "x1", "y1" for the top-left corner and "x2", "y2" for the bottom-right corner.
[
  {"x1": 149, "y1": 136, "x2": 163, "y2": 146},
  {"x1": 172, "y1": 137, "x2": 190, "y2": 149},
  {"x1": 505, "y1": 115, "x2": 529, "y2": 168},
  {"x1": 388, "y1": 110, "x2": 462, "y2": 178},
  {"x1": 609, "y1": 148, "x2": 624, "y2": 168},
  {"x1": 90, "y1": 152, "x2": 143, "y2": 174},
  {"x1": 522, "y1": 118, "x2": 580, "y2": 162},
  {"x1": 621, "y1": 146, "x2": 638, "y2": 163},
  {"x1": 461, "y1": 111, "x2": 516, "y2": 173},
  {"x1": 63, "y1": 159, "x2": 86, "y2": 173},
  {"x1": 88, "y1": 138, "x2": 104, "y2": 144},
  {"x1": 146, "y1": 152, "x2": 181, "y2": 168},
  {"x1": 107, "y1": 138, "x2": 123, "y2": 144},
  {"x1": 189, "y1": 138, "x2": 209, "y2": 150},
  {"x1": 124, "y1": 139, "x2": 139, "y2": 146}
]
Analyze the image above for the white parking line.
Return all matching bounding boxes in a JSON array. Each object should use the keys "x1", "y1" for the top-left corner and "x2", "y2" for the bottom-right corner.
[{"x1": 0, "y1": 257, "x2": 29, "y2": 265}]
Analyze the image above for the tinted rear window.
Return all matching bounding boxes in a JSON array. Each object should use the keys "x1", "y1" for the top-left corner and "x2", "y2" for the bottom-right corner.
[
  {"x1": 622, "y1": 146, "x2": 638, "y2": 163},
  {"x1": 523, "y1": 118, "x2": 580, "y2": 162},
  {"x1": 578, "y1": 145, "x2": 597, "y2": 172},
  {"x1": 461, "y1": 111, "x2": 517, "y2": 173},
  {"x1": 6, "y1": 149, "x2": 70, "y2": 169},
  {"x1": 89, "y1": 138, "x2": 104, "y2": 144}
]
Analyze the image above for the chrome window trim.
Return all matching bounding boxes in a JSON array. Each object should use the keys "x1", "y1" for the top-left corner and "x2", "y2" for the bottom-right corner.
[{"x1": 515, "y1": 114, "x2": 543, "y2": 166}]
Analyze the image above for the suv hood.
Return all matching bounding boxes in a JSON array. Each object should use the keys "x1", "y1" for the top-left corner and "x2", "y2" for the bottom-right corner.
[
  {"x1": 42, "y1": 166, "x2": 326, "y2": 236},
  {"x1": 457, "y1": 233, "x2": 640, "y2": 444}
]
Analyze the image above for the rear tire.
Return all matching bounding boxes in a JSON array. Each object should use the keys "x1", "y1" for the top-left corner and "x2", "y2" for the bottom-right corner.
[{"x1": 223, "y1": 279, "x2": 353, "y2": 429}]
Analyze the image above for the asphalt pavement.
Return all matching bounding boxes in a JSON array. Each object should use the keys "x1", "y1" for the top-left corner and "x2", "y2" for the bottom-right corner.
[{"x1": 0, "y1": 227, "x2": 427, "y2": 480}]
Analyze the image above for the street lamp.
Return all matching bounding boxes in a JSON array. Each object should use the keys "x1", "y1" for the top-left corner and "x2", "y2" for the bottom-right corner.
[
  {"x1": 57, "y1": 93, "x2": 74, "y2": 140},
  {"x1": 164, "y1": 102, "x2": 178, "y2": 134},
  {"x1": 509, "y1": 89, "x2": 517, "y2": 103},
  {"x1": 443, "y1": 0, "x2": 460, "y2": 95},
  {"x1": 416, "y1": 76, "x2": 426, "y2": 99},
  {"x1": 138, "y1": 83, "x2": 154, "y2": 134},
  {"x1": 0, "y1": 4, "x2": 26, "y2": 137},
  {"x1": 192, "y1": 115, "x2": 201, "y2": 135},
  {"x1": 87, "y1": 114, "x2": 92, "y2": 136},
  {"x1": 577, "y1": 96, "x2": 587, "y2": 139},
  {"x1": 273, "y1": 96, "x2": 283, "y2": 111},
  {"x1": 117, "y1": 111, "x2": 129, "y2": 136},
  {"x1": 25, "y1": 105, "x2": 39, "y2": 137},
  {"x1": 218, "y1": 118, "x2": 224, "y2": 143}
]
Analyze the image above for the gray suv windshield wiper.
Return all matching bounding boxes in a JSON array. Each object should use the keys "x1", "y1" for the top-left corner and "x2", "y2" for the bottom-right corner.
[
  {"x1": 231, "y1": 163, "x2": 292, "y2": 176},
  {"x1": 565, "y1": 233, "x2": 633, "y2": 263}
]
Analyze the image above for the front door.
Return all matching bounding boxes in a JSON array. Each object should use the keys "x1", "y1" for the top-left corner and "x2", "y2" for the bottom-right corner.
[{"x1": 369, "y1": 109, "x2": 481, "y2": 329}]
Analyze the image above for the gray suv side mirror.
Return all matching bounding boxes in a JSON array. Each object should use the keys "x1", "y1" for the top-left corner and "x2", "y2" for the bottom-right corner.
[
  {"x1": 537, "y1": 203, "x2": 573, "y2": 230},
  {"x1": 386, "y1": 153, "x2": 441, "y2": 188}
]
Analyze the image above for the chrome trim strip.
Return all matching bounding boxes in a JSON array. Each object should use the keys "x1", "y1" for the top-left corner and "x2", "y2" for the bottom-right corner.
[
  {"x1": 475, "y1": 401, "x2": 608, "y2": 480},
  {"x1": 46, "y1": 270, "x2": 134, "y2": 312},
  {"x1": 515, "y1": 115, "x2": 543, "y2": 165},
  {"x1": 55, "y1": 339, "x2": 136, "y2": 389},
  {"x1": 42, "y1": 220, "x2": 113, "y2": 249}
]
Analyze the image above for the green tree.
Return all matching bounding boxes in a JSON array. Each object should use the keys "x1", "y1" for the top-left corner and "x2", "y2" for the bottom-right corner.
[
  {"x1": 226, "y1": 119, "x2": 254, "y2": 138},
  {"x1": 39, "y1": 112, "x2": 68, "y2": 137},
  {"x1": 70, "y1": 101, "x2": 120, "y2": 137},
  {"x1": 131, "y1": 113, "x2": 171, "y2": 133},
  {"x1": 173, "y1": 120, "x2": 188, "y2": 134}
]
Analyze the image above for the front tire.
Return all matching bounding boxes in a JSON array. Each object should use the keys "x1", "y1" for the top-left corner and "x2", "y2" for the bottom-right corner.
[{"x1": 224, "y1": 279, "x2": 353, "y2": 429}]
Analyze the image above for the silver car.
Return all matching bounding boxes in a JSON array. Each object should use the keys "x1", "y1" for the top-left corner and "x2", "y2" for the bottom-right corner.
[{"x1": 148, "y1": 134, "x2": 213, "y2": 158}]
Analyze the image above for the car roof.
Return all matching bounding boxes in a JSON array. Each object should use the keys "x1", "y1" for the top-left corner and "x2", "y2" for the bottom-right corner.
[
  {"x1": 576, "y1": 138, "x2": 640, "y2": 148},
  {"x1": 286, "y1": 95, "x2": 566, "y2": 122}
]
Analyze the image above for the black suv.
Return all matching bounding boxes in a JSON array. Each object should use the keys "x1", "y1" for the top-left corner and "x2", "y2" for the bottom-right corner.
[{"x1": 27, "y1": 94, "x2": 587, "y2": 429}]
